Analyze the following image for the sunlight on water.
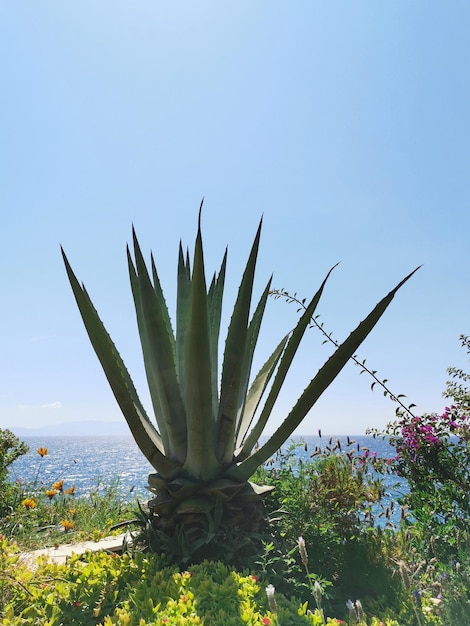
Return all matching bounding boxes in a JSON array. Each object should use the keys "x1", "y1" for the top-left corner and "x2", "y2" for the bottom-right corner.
[{"x1": 9, "y1": 435, "x2": 406, "y2": 525}]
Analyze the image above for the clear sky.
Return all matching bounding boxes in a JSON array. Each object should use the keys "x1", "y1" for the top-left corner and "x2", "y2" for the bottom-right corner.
[{"x1": 1, "y1": 2, "x2": 469, "y2": 436}]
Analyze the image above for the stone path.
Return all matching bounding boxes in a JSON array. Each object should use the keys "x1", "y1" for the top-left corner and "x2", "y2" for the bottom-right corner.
[{"x1": 20, "y1": 533, "x2": 126, "y2": 569}]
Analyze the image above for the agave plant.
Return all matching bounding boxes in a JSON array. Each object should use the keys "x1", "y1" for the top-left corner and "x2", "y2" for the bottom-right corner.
[{"x1": 62, "y1": 207, "x2": 417, "y2": 564}]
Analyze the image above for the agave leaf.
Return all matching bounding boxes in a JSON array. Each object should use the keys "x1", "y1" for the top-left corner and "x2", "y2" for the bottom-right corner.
[
  {"x1": 218, "y1": 276, "x2": 273, "y2": 463},
  {"x1": 61, "y1": 248, "x2": 180, "y2": 479},
  {"x1": 175, "y1": 496, "x2": 213, "y2": 515},
  {"x1": 239, "y1": 264, "x2": 338, "y2": 459},
  {"x1": 176, "y1": 242, "x2": 191, "y2": 399},
  {"x1": 232, "y1": 266, "x2": 421, "y2": 480},
  {"x1": 204, "y1": 479, "x2": 274, "y2": 499},
  {"x1": 234, "y1": 277, "x2": 272, "y2": 433},
  {"x1": 207, "y1": 249, "x2": 227, "y2": 420},
  {"x1": 216, "y1": 219, "x2": 263, "y2": 464},
  {"x1": 235, "y1": 332, "x2": 289, "y2": 453},
  {"x1": 182, "y1": 213, "x2": 219, "y2": 481},
  {"x1": 151, "y1": 253, "x2": 175, "y2": 352},
  {"x1": 128, "y1": 232, "x2": 187, "y2": 464}
]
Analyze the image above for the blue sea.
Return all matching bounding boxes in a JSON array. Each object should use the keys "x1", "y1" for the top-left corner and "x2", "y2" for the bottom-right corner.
[{"x1": 8, "y1": 435, "x2": 405, "y2": 514}]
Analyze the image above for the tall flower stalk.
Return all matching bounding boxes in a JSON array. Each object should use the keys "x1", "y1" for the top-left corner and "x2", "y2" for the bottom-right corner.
[{"x1": 298, "y1": 536, "x2": 325, "y2": 625}]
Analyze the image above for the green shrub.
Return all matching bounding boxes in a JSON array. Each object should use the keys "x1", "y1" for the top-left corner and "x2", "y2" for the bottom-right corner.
[
  {"x1": 0, "y1": 430, "x2": 29, "y2": 518},
  {"x1": 373, "y1": 335, "x2": 470, "y2": 560},
  {"x1": 252, "y1": 441, "x2": 402, "y2": 618},
  {"x1": 1, "y1": 542, "x2": 347, "y2": 625}
]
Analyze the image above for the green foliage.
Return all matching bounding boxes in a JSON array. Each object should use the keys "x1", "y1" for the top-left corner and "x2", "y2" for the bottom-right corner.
[
  {"x1": 252, "y1": 442, "x2": 402, "y2": 619},
  {"x1": 125, "y1": 493, "x2": 266, "y2": 569},
  {"x1": 1, "y1": 439, "x2": 457, "y2": 625},
  {"x1": 62, "y1": 208, "x2": 416, "y2": 564},
  {"x1": 367, "y1": 334, "x2": 470, "y2": 625},
  {"x1": 373, "y1": 335, "x2": 470, "y2": 564},
  {"x1": 0, "y1": 430, "x2": 28, "y2": 475},
  {"x1": 1, "y1": 544, "x2": 334, "y2": 625},
  {"x1": 444, "y1": 334, "x2": 470, "y2": 406},
  {"x1": 0, "y1": 430, "x2": 29, "y2": 517}
]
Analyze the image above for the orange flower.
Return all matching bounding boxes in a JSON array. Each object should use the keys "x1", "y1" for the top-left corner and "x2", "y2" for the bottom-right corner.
[
  {"x1": 64, "y1": 485, "x2": 76, "y2": 495},
  {"x1": 46, "y1": 489, "x2": 58, "y2": 499},
  {"x1": 37, "y1": 447, "x2": 48, "y2": 457},
  {"x1": 22, "y1": 498, "x2": 36, "y2": 509},
  {"x1": 52, "y1": 480, "x2": 64, "y2": 491},
  {"x1": 60, "y1": 520, "x2": 75, "y2": 531}
]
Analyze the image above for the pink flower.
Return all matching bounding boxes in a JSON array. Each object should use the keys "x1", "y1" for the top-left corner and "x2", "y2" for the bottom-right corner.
[{"x1": 262, "y1": 618, "x2": 271, "y2": 625}]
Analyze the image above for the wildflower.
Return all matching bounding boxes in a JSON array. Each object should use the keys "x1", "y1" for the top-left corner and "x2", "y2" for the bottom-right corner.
[
  {"x1": 262, "y1": 618, "x2": 271, "y2": 625},
  {"x1": 46, "y1": 489, "x2": 58, "y2": 499},
  {"x1": 265, "y1": 584, "x2": 277, "y2": 613},
  {"x1": 355, "y1": 599, "x2": 365, "y2": 621},
  {"x1": 37, "y1": 447, "x2": 48, "y2": 457},
  {"x1": 399, "y1": 560, "x2": 411, "y2": 589},
  {"x1": 53, "y1": 480, "x2": 64, "y2": 491},
  {"x1": 250, "y1": 575, "x2": 259, "y2": 582},
  {"x1": 298, "y1": 536, "x2": 308, "y2": 567},
  {"x1": 60, "y1": 519, "x2": 75, "y2": 531},
  {"x1": 313, "y1": 581, "x2": 322, "y2": 607},
  {"x1": 413, "y1": 589, "x2": 422, "y2": 608},
  {"x1": 22, "y1": 498, "x2": 36, "y2": 509},
  {"x1": 64, "y1": 485, "x2": 76, "y2": 495}
]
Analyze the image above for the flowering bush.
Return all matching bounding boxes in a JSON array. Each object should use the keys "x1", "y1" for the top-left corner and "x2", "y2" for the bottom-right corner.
[
  {"x1": 365, "y1": 336, "x2": 470, "y2": 624},
  {"x1": 376, "y1": 334, "x2": 470, "y2": 549},
  {"x1": 384, "y1": 405, "x2": 469, "y2": 526}
]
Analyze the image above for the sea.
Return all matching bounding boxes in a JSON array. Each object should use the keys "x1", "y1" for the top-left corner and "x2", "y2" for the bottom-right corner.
[{"x1": 8, "y1": 435, "x2": 405, "y2": 516}]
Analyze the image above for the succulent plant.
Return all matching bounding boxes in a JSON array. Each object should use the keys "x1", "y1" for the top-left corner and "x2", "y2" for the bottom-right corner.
[{"x1": 62, "y1": 204, "x2": 417, "y2": 564}]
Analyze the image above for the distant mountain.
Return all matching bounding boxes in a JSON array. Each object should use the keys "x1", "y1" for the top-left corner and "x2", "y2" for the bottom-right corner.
[{"x1": 9, "y1": 421, "x2": 131, "y2": 437}]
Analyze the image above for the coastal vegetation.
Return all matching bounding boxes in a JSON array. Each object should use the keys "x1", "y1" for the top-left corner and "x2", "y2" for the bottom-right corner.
[
  {"x1": 1, "y1": 216, "x2": 469, "y2": 623},
  {"x1": 60, "y1": 208, "x2": 416, "y2": 565},
  {"x1": 2, "y1": 401, "x2": 470, "y2": 624},
  {"x1": 0, "y1": 436, "x2": 133, "y2": 551}
]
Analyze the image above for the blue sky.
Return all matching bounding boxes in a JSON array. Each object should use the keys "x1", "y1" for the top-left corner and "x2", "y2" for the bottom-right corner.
[{"x1": 1, "y1": 2, "x2": 469, "y2": 436}]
